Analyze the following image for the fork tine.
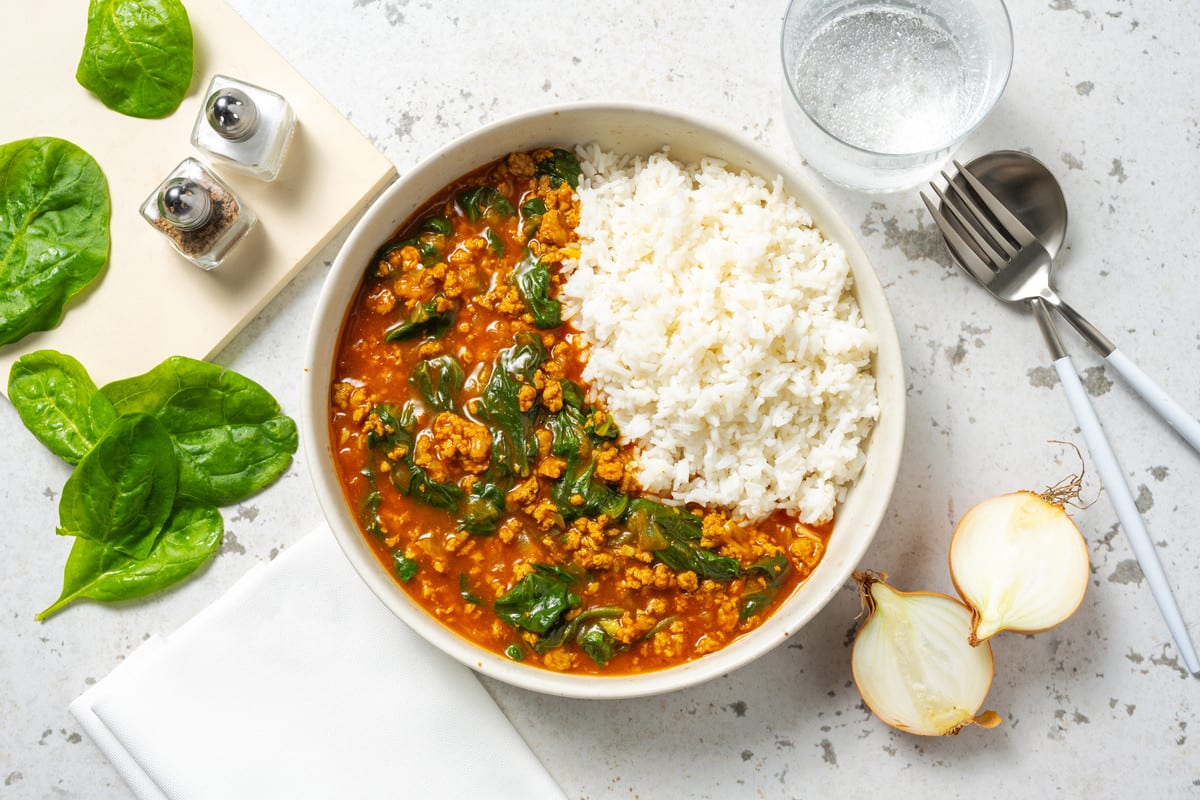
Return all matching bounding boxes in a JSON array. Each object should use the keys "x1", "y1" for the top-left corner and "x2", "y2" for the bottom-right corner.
[
  {"x1": 932, "y1": 182, "x2": 1006, "y2": 267},
  {"x1": 953, "y1": 159, "x2": 1039, "y2": 247},
  {"x1": 939, "y1": 170, "x2": 1018, "y2": 259},
  {"x1": 920, "y1": 192, "x2": 996, "y2": 286}
]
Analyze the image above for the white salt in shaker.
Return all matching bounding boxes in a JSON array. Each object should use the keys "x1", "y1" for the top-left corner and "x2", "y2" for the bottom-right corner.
[{"x1": 191, "y1": 75, "x2": 296, "y2": 181}]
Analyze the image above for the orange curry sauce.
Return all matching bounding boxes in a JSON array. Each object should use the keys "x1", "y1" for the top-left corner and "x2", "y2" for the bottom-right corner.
[{"x1": 329, "y1": 148, "x2": 830, "y2": 675}]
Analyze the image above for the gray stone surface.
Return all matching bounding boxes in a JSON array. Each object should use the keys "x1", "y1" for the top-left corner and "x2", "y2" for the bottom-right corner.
[{"x1": 2, "y1": 0, "x2": 1197, "y2": 797}]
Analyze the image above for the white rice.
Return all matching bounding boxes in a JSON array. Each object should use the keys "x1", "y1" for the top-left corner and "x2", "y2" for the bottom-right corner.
[{"x1": 560, "y1": 145, "x2": 879, "y2": 524}]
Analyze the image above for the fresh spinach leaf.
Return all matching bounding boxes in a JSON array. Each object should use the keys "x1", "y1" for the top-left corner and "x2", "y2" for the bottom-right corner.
[
  {"x1": 384, "y1": 294, "x2": 454, "y2": 342},
  {"x1": 458, "y1": 185, "x2": 515, "y2": 224},
  {"x1": 460, "y1": 479, "x2": 506, "y2": 536},
  {"x1": 57, "y1": 412, "x2": 178, "y2": 560},
  {"x1": 0, "y1": 137, "x2": 110, "y2": 346},
  {"x1": 37, "y1": 502, "x2": 222, "y2": 620},
  {"x1": 480, "y1": 333, "x2": 547, "y2": 477},
  {"x1": 494, "y1": 564, "x2": 581, "y2": 635},
  {"x1": 393, "y1": 553, "x2": 418, "y2": 583},
  {"x1": 100, "y1": 357, "x2": 297, "y2": 507},
  {"x1": 512, "y1": 252, "x2": 562, "y2": 329},
  {"x1": 535, "y1": 148, "x2": 582, "y2": 189},
  {"x1": 410, "y1": 355, "x2": 464, "y2": 414},
  {"x1": 8, "y1": 350, "x2": 116, "y2": 464},
  {"x1": 75, "y1": 0, "x2": 194, "y2": 118}
]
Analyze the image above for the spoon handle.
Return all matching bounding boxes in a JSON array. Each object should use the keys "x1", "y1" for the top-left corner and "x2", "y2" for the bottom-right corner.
[
  {"x1": 1032, "y1": 300, "x2": 1200, "y2": 674},
  {"x1": 1054, "y1": 300, "x2": 1200, "y2": 457},
  {"x1": 1104, "y1": 349, "x2": 1200, "y2": 456}
]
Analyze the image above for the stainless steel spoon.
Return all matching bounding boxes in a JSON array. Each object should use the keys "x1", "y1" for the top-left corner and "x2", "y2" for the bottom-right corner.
[{"x1": 940, "y1": 150, "x2": 1200, "y2": 456}]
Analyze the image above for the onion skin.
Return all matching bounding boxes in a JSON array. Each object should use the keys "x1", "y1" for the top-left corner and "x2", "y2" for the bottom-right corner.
[
  {"x1": 949, "y1": 491, "x2": 1090, "y2": 645},
  {"x1": 851, "y1": 572, "x2": 1001, "y2": 736}
]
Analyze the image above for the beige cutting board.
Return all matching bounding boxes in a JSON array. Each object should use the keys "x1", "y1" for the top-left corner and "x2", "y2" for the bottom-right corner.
[{"x1": 0, "y1": 1, "x2": 396, "y2": 396}]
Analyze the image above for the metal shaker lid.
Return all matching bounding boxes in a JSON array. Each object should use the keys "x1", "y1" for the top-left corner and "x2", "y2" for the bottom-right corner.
[{"x1": 206, "y1": 88, "x2": 259, "y2": 141}]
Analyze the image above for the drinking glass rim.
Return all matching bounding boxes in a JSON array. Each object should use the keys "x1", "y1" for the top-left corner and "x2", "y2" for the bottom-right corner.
[{"x1": 779, "y1": 0, "x2": 1014, "y2": 160}]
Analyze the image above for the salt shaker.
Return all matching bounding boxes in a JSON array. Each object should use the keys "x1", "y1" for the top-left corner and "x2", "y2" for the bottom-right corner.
[
  {"x1": 191, "y1": 75, "x2": 296, "y2": 181},
  {"x1": 140, "y1": 158, "x2": 256, "y2": 270}
]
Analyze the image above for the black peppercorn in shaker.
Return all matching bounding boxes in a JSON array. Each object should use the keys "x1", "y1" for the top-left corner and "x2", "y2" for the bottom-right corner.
[{"x1": 139, "y1": 158, "x2": 256, "y2": 270}]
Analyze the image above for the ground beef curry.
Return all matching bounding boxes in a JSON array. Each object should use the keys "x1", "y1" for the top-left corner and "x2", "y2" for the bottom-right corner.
[{"x1": 329, "y1": 148, "x2": 829, "y2": 674}]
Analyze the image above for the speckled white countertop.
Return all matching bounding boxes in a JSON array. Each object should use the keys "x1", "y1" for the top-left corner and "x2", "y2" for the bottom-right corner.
[{"x1": 2, "y1": 1, "x2": 1198, "y2": 797}]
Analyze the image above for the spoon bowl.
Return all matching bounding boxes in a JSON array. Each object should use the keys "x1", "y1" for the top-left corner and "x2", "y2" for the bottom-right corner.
[{"x1": 946, "y1": 150, "x2": 1068, "y2": 259}]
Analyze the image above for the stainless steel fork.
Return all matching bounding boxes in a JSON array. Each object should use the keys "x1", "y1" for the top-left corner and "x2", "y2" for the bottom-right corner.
[
  {"x1": 923, "y1": 161, "x2": 1200, "y2": 455},
  {"x1": 923, "y1": 162, "x2": 1199, "y2": 675}
]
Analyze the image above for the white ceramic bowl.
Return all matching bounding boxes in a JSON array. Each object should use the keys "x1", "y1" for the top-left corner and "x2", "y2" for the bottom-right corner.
[{"x1": 303, "y1": 102, "x2": 905, "y2": 699}]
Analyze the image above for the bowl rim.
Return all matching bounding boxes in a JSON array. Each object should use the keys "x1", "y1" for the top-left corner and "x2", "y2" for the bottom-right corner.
[{"x1": 302, "y1": 100, "x2": 905, "y2": 699}]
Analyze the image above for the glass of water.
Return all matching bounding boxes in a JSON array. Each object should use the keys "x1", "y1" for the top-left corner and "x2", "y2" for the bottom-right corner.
[{"x1": 781, "y1": 0, "x2": 1013, "y2": 192}]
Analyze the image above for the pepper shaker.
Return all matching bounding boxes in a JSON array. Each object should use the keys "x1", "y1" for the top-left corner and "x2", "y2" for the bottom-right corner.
[
  {"x1": 191, "y1": 75, "x2": 297, "y2": 181},
  {"x1": 140, "y1": 158, "x2": 256, "y2": 270}
]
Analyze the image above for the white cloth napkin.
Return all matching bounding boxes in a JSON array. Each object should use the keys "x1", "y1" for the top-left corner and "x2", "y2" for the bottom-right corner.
[{"x1": 69, "y1": 525, "x2": 567, "y2": 800}]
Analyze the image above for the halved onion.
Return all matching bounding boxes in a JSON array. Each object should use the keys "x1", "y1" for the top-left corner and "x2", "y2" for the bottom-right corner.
[
  {"x1": 949, "y1": 491, "x2": 1089, "y2": 644},
  {"x1": 851, "y1": 572, "x2": 1001, "y2": 736}
]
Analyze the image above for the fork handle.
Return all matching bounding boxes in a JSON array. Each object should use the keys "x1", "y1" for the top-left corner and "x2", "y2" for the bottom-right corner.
[
  {"x1": 1051, "y1": 354, "x2": 1200, "y2": 674},
  {"x1": 1054, "y1": 301, "x2": 1200, "y2": 456},
  {"x1": 1104, "y1": 349, "x2": 1200, "y2": 456}
]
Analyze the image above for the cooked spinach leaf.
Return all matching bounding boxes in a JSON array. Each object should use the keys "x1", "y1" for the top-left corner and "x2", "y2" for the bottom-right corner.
[
  {"x1": 740, "y1": 554, "x2": 791, "y2": 620},
  {"x1": 361, "y1": 485, "x2": 384, "y2": 538},
  {"x1": 57, "y1": 412, "x2": 178, "y2": 560},
  {"x1": 480, "y1": 333, "x2": 547, "y2": 477},
  {"x1": 364, "y1": 403, "x2": 462, "y2": 513},
  {"x1": 458, "y1": 185, "x2": 515, "y2": 224},
  {"x1": 577, "y1": 620, "x2": 618, "y2": 667},
  {"x1": 0, "y1": 137, "x2": 110, "y2": 346},
  {"x1": 535, "y1": 148, "x2": 582, "y2": 189},
  {"x1": 393, "y1": 553, "x2": 418, "y2": 583},
  {"x1": 520, "y1": 197, "x2": 546, "y2": 238},
  {"x1": 364, "y1": 403, "x2": 411, "y2": 451},
  {"x1": 411, "y1": 355, "x2": 464, "y2": 413},
  {"x1": 37, "y1": 502, "x2": 222, "y2": 620},
  {"x1": 533, "y1": 606, "x2": 622, "y2": 655},
  {"x1": 546, "y1": 399, "x2": 588, "y2": 459},
  {"x1": 384, "y1": 294, "x2": 454, "y2": 342},
  {"x1": 76, "y1": 0, "x2": 194, "y2": 119},
  {"x1": 626, "y1": 499, "x2": 741, "y2": 581},
  {"x1": 459, "y1": 573, "x2": 483, "y2": 605},
  {"x1": 485, "y1": 228, "x2": 506, "y2": 257},
  {"x1": 512, "y1": 252, "x2": 562, "y2": 329},
  {"x1": 8, "y1": 350, "x2": 116, "y2": 464},
  {"x1": 460, "y1": 479, "x2": 506, "y2": 536},
  {"x1": 421, "y1": 215, "x2": 453, "y2": 236},
  {"x1": 100, "y1": 357, "x2": 298, "y2": 507},
  {"x1": 551, "y1": 460, "x2": 628, "y2": 522},
  {"x1": 586, "y1": 410, "x2": 619, "y2": 440},
  {"x1": 495, "y1": 564, "x2": 581, "y2": 635},
  {"x1": 405, "y1": 468, "x2": 463, "y2": 512}
]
